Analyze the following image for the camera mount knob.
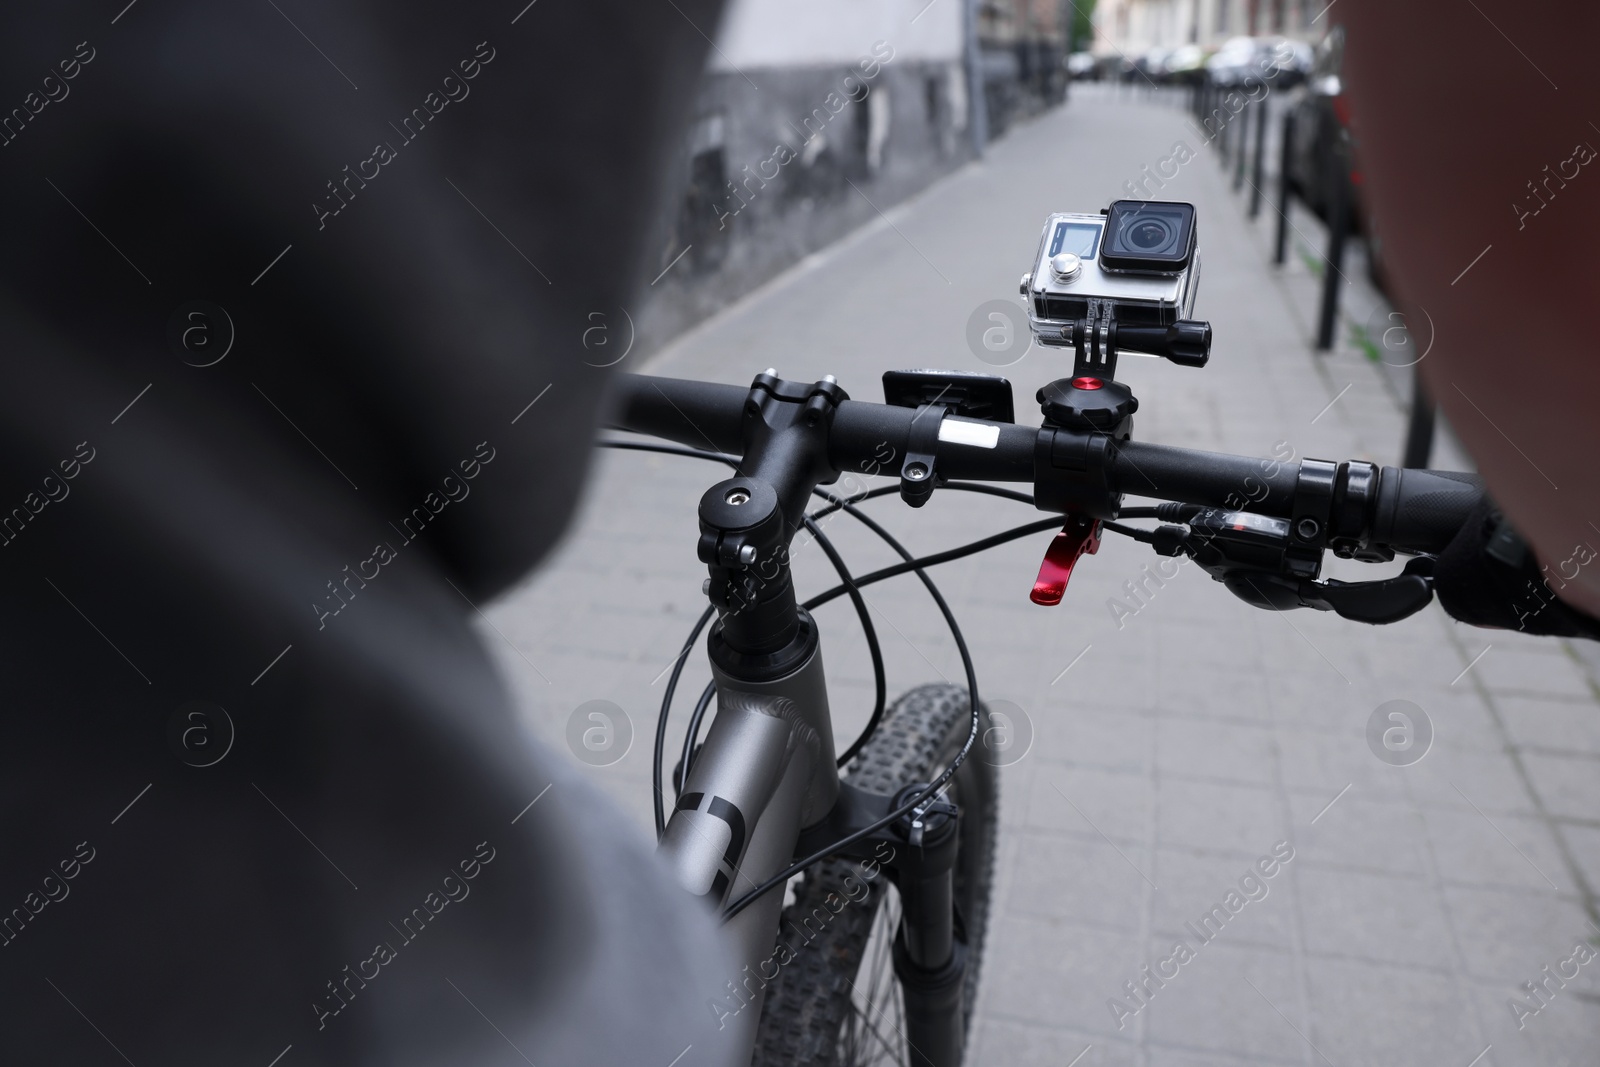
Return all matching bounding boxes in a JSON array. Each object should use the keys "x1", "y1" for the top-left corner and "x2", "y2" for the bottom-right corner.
[
  {"x1": 1114, "y1": 320, "x2": 1212, "y2": 368},
  {"x1": 1037, "y1": 375, "x2": 1138, "y2": 431}
]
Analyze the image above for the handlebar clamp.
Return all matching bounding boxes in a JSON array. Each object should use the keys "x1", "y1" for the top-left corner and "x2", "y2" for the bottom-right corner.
[{"x1": 900, "y1": 404, "x2": 946, "y2": 508}]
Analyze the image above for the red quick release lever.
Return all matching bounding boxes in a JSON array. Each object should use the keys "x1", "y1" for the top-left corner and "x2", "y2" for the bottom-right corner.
[{"x1": 1030, "y1": 515, "x2": 1101, "y2": 606}]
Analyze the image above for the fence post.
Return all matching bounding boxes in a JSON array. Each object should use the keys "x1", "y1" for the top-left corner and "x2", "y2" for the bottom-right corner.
[
  {"x1": 1250, "y1": 94, "x2": 1268, "y2": 217},
  {"x1": 1234, "y1": 97, "x2": 1250, "y2": 191},
  {"x1": 1315, "y1": 141, "x2": 1349, "y2": 351},
  {"x1": 1221, "y1": 92, "x2": 1232, "y2": 165},
  {"x1": 1274, "y1": 108, "x2": 1296, "y2": 265},
  {"x1": 1402, "y1": 371, "x2": 1436, "y2": 468}
]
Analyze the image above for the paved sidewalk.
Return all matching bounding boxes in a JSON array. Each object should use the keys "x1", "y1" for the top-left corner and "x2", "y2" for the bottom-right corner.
[{"x1": 487, "y1": 92, "x2": 1600, "y2": 1066}]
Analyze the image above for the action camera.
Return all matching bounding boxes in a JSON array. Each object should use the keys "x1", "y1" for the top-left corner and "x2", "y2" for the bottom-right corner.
[{"x1": 1020, "y1": 200, "x2": 1208, "y2": 375}]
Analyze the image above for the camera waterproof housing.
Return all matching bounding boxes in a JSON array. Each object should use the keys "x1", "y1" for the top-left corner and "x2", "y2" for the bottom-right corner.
[{"x1": 1020, "y1": 200, "x2": 1210, "y2": 379}]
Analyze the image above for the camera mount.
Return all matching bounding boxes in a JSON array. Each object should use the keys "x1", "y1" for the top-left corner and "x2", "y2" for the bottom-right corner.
[{"x1": 1059, "y1": 316, "x2": 1212, "y2": 380}]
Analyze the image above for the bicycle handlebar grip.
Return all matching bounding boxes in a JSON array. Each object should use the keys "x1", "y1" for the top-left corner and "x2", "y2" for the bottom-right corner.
[
  {"x1": 609, "y1": 375, "x2": 747, "y2": 454},
  {"x1": 1370, "y1": 467, "x2": 1485, "y2": 553}
]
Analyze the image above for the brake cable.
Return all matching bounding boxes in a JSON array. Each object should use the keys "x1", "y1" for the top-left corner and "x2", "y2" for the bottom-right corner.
[
  {"x1": 602, "y1": 440, "x2": 889, "y2": 836},
  {"x1": 601, "y1": 438, "x2": 1160, "y2": 882}
]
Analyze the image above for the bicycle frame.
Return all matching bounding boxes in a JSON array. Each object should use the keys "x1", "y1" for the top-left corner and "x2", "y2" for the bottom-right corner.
[
  {"x1": 659, "y1": 635, "x2": 839, "y2": 1052},
  {"x1": 660, "y1": 616, "x2": 970, "y2": 1067},
  {"x1": 648, "y1": 372, "x2": 970, "y2": 1066}
]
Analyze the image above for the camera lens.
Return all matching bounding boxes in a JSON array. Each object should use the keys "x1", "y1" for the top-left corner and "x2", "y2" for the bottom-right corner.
[
  {"x1": 1126, "y1": 218, "x2": 1175, "y2": 251},
  {"x1": 1100, "y1": 199, "x2": 1196, "y2": 273}
]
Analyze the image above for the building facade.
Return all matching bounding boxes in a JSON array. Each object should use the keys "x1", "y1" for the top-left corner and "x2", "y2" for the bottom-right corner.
[
  {"x1": 636, "y1": 0, "x2": 1069, "y2": 348},
  {"x1": 1095, "y1": 0, "x2": 1323, "y2": 52}
]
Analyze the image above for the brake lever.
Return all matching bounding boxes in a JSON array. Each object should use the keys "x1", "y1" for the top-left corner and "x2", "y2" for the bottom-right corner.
[
  {"x1": 1169, "y1": 509, "x2": 1437, "y2": 625},
  {"x1": 1030, "y1": 514, "x2": 1101, "y2": 606},
  {"x1": 1220, "y1": 557, "x2": 1436, "y2": 624},
  {"x1": 1298, "y1": 557, "x2": 1436, "y2": 624}
]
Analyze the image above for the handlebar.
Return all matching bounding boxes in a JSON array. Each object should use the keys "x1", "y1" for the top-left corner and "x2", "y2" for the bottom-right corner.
[{"x1": 610, "y1": 373, "x2": 1482, "y2": 556}]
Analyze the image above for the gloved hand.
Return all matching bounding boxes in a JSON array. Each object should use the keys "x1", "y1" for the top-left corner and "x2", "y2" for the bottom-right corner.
[{"x1": 1433, "y1": 498, "x2": 1600, "y2": 639}]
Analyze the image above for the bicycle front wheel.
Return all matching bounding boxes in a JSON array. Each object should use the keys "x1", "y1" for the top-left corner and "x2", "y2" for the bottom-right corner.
[{"x1": 752, "y1": 684, "x2": 999, "y2": 1066}]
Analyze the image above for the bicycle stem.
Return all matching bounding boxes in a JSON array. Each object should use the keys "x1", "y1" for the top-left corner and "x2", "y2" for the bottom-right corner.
[{"x1": 695, "y1": 372, "x2": 848, "y2": 661}]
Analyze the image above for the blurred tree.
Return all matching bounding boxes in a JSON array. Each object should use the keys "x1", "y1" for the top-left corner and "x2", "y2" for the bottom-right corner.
[{"x1": 1069, "y1": 0, "x2": 1096, "y2": 51}]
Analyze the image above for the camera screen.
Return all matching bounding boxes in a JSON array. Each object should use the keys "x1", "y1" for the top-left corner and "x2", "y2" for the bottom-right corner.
[
  {"x1": 1048, "y1": 221, "x2": 1101, "y2": 259},
  {"x1": 1100, "y1": 200, "x2": 1196, "y2": 272}
]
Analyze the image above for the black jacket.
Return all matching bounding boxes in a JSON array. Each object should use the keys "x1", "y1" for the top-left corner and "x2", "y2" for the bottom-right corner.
[{"x1": 0, "y1": 3, "x2": 738, "y2": 1063}]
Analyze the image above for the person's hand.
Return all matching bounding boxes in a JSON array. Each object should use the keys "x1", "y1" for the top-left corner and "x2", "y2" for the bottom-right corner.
[{"x1": 1434, "y1": 498, "x2": 1600, "y2": 639}]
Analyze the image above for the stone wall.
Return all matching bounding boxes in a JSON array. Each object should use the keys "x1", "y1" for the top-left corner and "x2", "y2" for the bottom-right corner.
[{"x1": 634, "y1": 52, "x2": 977, "y2": 351}]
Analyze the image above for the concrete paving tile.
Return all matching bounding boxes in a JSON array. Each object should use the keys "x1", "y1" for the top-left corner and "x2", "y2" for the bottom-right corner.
[
  {"x1": 1141, "y1": 940, "x2": 1303, "y2": 1063},
  {"x1": 982, "y1": 914, "x2": 1150, "y2": 1041},
  {"x1": 1351, "y1": 628, "x2": 1469, "y2": 685},
  {"x1": 1149, "y1": 845, "x2": 1298, "y2": 950},
  {"x1": 1413, "y1": 688, "x2": 1511, "y2": 753},
  {"x1": 1465, "y1": 977, "x2": 1600, "y2": 1067},
  {"x1": 1442, "y1": 885, "x2": 1597, "y2": 985},
  {"x1": 1401, "y1": 746, "x2": 1542, "y2": 816},
  {"x1": 1153, "y1": 666, "x2": 1274, "y2": 725},
  {"x1": 1287, "y1": 794, "x2": 1432, "y2": 878},
  {"x1": 977, "y1": 658, "x2": 1050, "y2": 706},
  {"x1": 1498, "y1": 693, "x2": 1600, "y2": 756},
  {"x1": 1151, "y1": 611, "x2": 1264, "y2": 672},
  {"x1": 1422, "y1": 807, "x2": 1575, "y2": 895},
  {"x1": 1475, "y1": 647, "x2": 1597, "y2": 701},
  {"x1": 1025, "y1": 763, "x2": 1156, "y2": 845},
  {"x1": 1518, "y1": 751, "x2": 1600, "y2": 822},
  {"x1": 1264, "y1": 671, "x2": 1369, "y2": 735},
  {"x1": 1008, "y1": 831, "x2": 1151, "y2": 931},
  {"x1": 1140, "y1": 1050, "x2": 1297, "y2": 1067},
  {"x1": 1155, "y1": 715, "x2": 1281, "y2": 787},
  {"x1": 1251, "y1": 612, "x2": 1366, "y2": 690},
  {"x1": 1028, "y1": 703, "x2": 1156, "y2": 775},
  {"x1": 1302, "y1": 955, "x2": 1486, "y2": 1066},
  {"x1": 967, "y1": 1016, "x2": 1138, "y2": 1067},
  {"x1": 1156, "y1": 779, "x2": 1288, "y2": 856},
  {"x1": 1296, "y1": 867, "x2": 1454, "y2": 969},
  {"x1": 1276, "y1": 733, "x2": 1415, "y2": 806},
  {"x1": 1055, "y1": 645, "x2": 1162, "y2": 712},
  {"x1": 1549, "y1": 823, "x2": 1600, "y2": 894}
]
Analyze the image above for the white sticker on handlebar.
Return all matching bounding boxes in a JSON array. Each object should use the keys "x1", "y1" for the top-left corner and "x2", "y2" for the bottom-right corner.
[{"x1": 937, "y1": 419, "x2": 1000, "y2": 449}]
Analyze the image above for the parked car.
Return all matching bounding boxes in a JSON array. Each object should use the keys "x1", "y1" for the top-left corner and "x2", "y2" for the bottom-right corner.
[
  {"x1": 1132, "y1": 47, "x2": 1172, "y2": 82},
  {"x1": 1207, "y1": 36, "x2": 1309, "y2": 89},
  {"x1": 1285, "y1": 26, "x2": 1351, "y2": 222},
  {"x1": 1273, "y1": 39, "x2": 1314, "y2": 87},
  {"x1": 1095, "y1": 53, "x2": 1132, "y2": 82},
  {"x1": 1065, "y1": 51, "x2": 1097, "y2": 80},
  {"x1": 1205, "y1": 36, "x2": 1259, "y2": 86},
  {"x1": 1283, "y1": 25, "x2": 1390, "y2": 292},
  {"x1": 1163, "y1": 44, "x2": 1209, "y2": 85}
]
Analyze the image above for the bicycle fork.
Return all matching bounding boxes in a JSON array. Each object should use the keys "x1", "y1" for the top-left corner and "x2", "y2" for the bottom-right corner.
[{"x1": 657, "y1": 623, "x2": 969, "y2": 1066}]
